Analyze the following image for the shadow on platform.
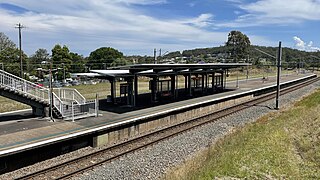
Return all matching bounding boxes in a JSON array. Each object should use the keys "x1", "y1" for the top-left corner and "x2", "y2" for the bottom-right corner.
[
  {"x1": 99, "y1": 88, "x2": 235, "y2": 114},
  {"x1": 0, "y1": 112, "x2": 35, "y2": 122}
]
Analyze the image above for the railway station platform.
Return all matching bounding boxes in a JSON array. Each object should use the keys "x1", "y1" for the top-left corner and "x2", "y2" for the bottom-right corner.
[{"x1": 0, "y1": 72, "x2": 317, "y2": 173}]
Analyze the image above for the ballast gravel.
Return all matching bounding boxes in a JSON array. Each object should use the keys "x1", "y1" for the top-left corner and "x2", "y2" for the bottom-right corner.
[{"x1": 76, "y1": 81, "x2": 320, "y2": 180}]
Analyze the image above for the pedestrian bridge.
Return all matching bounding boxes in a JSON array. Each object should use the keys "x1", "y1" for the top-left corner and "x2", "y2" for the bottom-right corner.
[{"x1": 0, "y1": 70, "x2": 97, "y2": 121}]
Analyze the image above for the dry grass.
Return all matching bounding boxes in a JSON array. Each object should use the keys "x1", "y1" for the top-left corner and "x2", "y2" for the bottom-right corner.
[
  {"x1": 165, "y1": 89, "x2": 320, "y2": 180},
  {"x1": 0, "y1": 96, "x2": 30, "y2": 113}
]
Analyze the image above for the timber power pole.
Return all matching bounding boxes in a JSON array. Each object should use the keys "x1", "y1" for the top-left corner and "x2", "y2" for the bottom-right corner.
[
  {"x1": 276, "y1": 41, "x2": 282, "y2": 110},
  {"x1": 15, "y1": 23, "x2": 26, "y2": 78}
]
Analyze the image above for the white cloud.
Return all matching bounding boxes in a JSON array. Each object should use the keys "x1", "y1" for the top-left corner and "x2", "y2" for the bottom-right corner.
[
  {"x1": 293, "y1": 36, "x2": 320, "y2": 51},
  {"x1": 188, "y1": 2, "x2": 196, "y2": 7},
  {"x1": 183, "y1": 13, "x2": 214, "y2": 28},
  {"x1": 241, "y1": 0, "x2": 320, "y2": 20},
  {"x1": 113, "y1": 0, "x2": 167, "y2": 5},
  {"x1": 293, "y1": 36, "x2": 306, "y2": 50},
  {"x1": 217, "y1": 0, "x2": 320, "y2": 27},
  {"x1": 0, "y1": 1, "x2": 228, "y2": 55}
]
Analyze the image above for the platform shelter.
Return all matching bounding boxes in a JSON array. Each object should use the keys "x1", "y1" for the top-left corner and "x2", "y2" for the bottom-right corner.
[{"x1": 91, "y1": 63, "x2": 249, "y2": 107}]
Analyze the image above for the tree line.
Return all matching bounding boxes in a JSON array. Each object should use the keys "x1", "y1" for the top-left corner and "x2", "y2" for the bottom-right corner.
[{"x1": 0, "y1": 31, "x2": 319, "y2": 80}]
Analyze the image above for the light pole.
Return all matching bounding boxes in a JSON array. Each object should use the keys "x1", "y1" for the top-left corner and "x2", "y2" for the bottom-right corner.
[
  {"x1": 62, "y1": 63, "x2": 66, "y2": 82},
  {"x1": 49, "y1": 62, "x2": 54, "y2": 121}
]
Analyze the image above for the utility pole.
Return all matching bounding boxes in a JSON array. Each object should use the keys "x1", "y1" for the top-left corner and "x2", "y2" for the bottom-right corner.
[
  {"x1": 276, "y1": 41, "x2": 282, "y2": 110},
  {"x1": 159, "y1": 48, "x2": 162, "y2": 64},
  {"x1": 15, "y1": 23, "x2": 26, "y2": 78},
  {"x1": 246, "y1": 54, "x2": 249, "y2": 80},
  {"x1": 49, "y1": 62, "x2": 54, "y2": 121},
  {"x1": 154, "y1": 48, "x2": 157, "y2": 64},
  {"x1": 62, "y1": 63, "x2": 66, "y2": 82}
]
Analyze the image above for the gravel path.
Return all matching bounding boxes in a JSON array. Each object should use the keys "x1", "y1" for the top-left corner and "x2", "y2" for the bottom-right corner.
[{"x1": 76, "y1": 81, "x2": 320, "y2": 180}]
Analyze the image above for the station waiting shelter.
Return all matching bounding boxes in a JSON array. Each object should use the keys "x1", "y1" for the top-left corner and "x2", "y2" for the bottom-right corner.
[{"x1": 91, "y1": 63, "x2": 249, "y2": 107}]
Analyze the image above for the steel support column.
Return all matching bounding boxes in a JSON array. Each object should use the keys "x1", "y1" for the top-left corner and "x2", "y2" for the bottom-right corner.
[
  {"x1": 220, "y1": 71, "x2": 224, "y2": 90},
  {"x1": 110, "y1": 78, "x2": 116, "y2": 104},
  {"x1": 170, "y1": 75, "x2": 176, "y2": 99},
  {"x1": 188, "y1": 73, "x2": 192, "y2": 96},
  {"x1": 224, "y1": 70, "x2": 227, "y2": 89},
  {"x1": 134, "y1": 74, "x2": 138, "y2": 107},
  {"x1": 184, "y1": 75, "x2": 188, "y2": 93},
  {"x1": 151, "y1": 76, "x2": 158, "y2": 102},
  {"x1": 212, "y1": 72, "x2": 215, "y2": 92},
  {"x1": 127, "y1": 77, "x2": 134, "y2": 106},
  {"x1": 205, "y1": 72, "x2": 208, "y2": 93},
  {"x1": 201, "y1": 74, "x2": 205, "y2": 93}
]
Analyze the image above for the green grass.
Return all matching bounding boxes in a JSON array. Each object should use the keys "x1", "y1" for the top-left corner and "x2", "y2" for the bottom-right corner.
[{"x1": 166, "y1": 89, "x2": 320, "y2": 180}]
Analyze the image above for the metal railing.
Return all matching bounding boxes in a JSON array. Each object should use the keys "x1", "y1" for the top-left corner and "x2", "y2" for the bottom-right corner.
[
  {"x1": 0, "y1": 70, "x2": 97, "y2": 120},
  {"x1": 0, "y1": 69, "x2": 50, "y2": 102},
  {"x1": 63, "y1": 99, "x2": 98, "y2": 121},
  {"x1": 54, "y1": 88, "x2": 86, "y2": 104},
  {"x1": 52, "y1": 92, "x2": 64, "y2": 116}
]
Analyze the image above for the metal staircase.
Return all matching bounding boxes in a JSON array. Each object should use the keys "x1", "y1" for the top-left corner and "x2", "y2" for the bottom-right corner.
[{"x1": 0, "y1": 70, "x2": 97, "y2": 120}]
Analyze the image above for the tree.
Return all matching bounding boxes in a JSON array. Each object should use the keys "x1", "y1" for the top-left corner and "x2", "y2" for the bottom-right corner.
[
  {"x1": 226, "y1": 30, "x2": 251, "y2": 62},
  {"x1": 31, "y1": 48, "x2": 50, "y2": 64},
  {"x1": 0, "y1": 32, "x2": 28, "y2": 75},
  {"x1": 110, "y1": 58, "x2": 132, "y2": 67},
  {"x1": 52, "y1": 44, "x2": 72, "y2": 64},
  {"x1": 69, "y1": 52, "x2": 86, "y2": 73},
  {"x1": 27, "y1": 48, "x2": 50, "y2": 77},
  {"x1": 51, "y1": 44, "x2": 73, "y2": 80},
  {"x1": 0, "y1": 32, "x2": 16, "y2": 51},
  {"x1": 88, "y1": 47, "x2": 123, "y2": 69}
]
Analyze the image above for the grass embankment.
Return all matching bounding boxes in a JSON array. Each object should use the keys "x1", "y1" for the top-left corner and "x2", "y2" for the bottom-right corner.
[
  {"x1": 0, "y1": 97, "x2": 29, "y2": 113},
  {"x1": 166, "y1": 89, "x2": 320, "y2": 179}
]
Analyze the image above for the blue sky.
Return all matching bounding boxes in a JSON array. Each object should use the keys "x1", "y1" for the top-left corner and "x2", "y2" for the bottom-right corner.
[{"x1": 0, "y1": 0, "x2": 319, "y2": 56}]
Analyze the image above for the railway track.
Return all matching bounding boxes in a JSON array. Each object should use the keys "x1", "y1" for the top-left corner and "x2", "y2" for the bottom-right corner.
[{"x1": 16, "y1": 76, "x2": 319, "y2": 180}]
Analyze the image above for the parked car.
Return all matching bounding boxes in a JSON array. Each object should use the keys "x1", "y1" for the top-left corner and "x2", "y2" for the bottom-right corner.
[
  {"x1": 71, "y1": 80, "x2": 80, "y2": 86},
  {"x1": 34, "y1": 82, "x2": 44, "y2": 87},
  {"x1": 52, "y1": 81, "x2": 62, "y2": 88},
  {"x1": 61, "y1": 82, "x2": 71, "y2": 87}
]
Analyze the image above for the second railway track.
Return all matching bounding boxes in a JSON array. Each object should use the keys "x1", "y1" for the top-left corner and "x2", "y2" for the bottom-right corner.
[{"x1": 16, "y1": 76, "x2": 319, "y2": 180}]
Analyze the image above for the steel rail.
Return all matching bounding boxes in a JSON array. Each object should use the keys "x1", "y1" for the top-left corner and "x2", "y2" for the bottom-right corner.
[{"x1": 16, "y1": 77, "x2": 319, "y2": 180}]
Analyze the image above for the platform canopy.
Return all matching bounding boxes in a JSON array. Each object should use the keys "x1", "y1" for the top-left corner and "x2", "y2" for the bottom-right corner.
[{"x1": 91, "y1": 63, "x2": 250, "y2": 78}]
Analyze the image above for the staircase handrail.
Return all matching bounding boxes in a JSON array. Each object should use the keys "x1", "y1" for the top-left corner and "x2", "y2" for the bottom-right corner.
[
  {"x1": 54, "y1": 88, "x2": 86, "y2": 104},
  {"x1": 52, "y1": 92, "x2": 64, "y2": 116},
  {"x1": 0, "y1": 70, "x2": 50, "y2": 102},
  {"x1": 0, "y1": 70, "x2": 97, "y2": 120}
]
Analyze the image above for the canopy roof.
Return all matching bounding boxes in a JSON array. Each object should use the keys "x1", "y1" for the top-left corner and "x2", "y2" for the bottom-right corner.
[{"x1": 90, "y1": 63, "x2": 250, "y2": 78}]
